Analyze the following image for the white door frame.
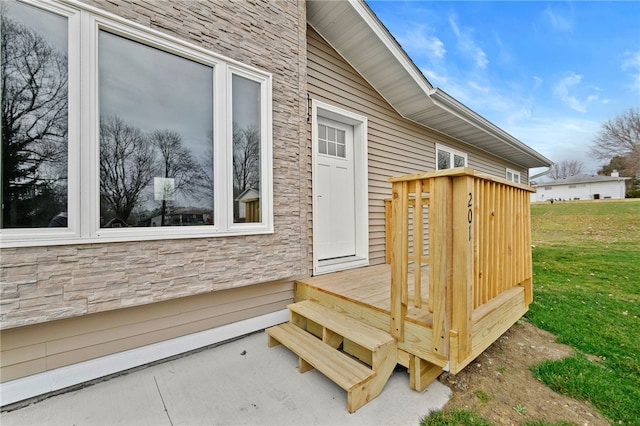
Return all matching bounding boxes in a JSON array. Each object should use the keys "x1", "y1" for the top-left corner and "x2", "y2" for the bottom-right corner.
[{"x1": 312, "y1": 99, "x2": 369, "y2": 275}]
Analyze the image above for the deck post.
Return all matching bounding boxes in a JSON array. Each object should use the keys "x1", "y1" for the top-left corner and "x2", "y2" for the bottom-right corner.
[
  {"x1": 451, "y1": 175, "x2": 474, "y2": 361},
  {"x1": 429, "y1": 176, "x2": 452, "y2": 357},
  {"x1": 390, "y1": 180, "x2": 409, "y2": 341}
]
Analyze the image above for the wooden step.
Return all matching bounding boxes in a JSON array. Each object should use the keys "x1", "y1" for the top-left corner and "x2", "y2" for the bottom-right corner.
[
  {"x1": 288, "y1": 300, "x2": 394, "y2": 352},
  {"x1": 266, "y1": 322, "x2": 373, "y2": 391},
  {"x1": 267, "y1": 300, "x2": 398, "y2": 412}
]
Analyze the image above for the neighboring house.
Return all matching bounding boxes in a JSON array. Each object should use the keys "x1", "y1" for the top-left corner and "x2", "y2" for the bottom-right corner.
[
  {"x1": 0, "y1": 0, "x2": 551, "y2": 406},
  {"x1": 149, "y1": 207, "x2": 213, "y2": 227},
  {"x1": 234, "y1": 188, "x2": 260, "y2": 222},
  {"x1": 531, "y1": 172, "x2": 630, "y2": 202}
]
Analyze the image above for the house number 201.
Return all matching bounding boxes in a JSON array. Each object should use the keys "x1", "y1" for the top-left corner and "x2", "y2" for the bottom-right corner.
[{"x1": 467, "y1": 192, "x2": 473, "y2": 241}]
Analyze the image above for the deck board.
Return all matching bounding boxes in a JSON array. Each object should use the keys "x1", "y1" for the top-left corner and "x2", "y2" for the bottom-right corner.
[{"x1": 296, "y1": 263, "x2": 431, "y2": 325}]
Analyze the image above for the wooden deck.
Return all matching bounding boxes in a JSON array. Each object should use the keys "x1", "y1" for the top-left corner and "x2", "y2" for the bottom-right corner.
[{"x1": 268, "y1": 168, "x2": 535, "y2": 412}]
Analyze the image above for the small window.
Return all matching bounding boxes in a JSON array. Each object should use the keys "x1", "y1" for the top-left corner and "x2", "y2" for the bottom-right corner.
[
  {"x1": 317, "y1": 124, "x2": 346, "y2": 158},
  {"x1": 506, "y1": 168, "x2": 521, "y2": 184},
  {"x1": 436, "y1": 144, "x2": 467, "y2": 170},
  {"x1": 544, "y1": 186, "x2": 553, "y2": 190},
  {"x1": 232, "y1": 74, "x2": 262, "y2": 223}
]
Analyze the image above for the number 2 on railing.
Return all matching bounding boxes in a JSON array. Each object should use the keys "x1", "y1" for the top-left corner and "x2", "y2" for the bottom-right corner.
[{"x1": 468, "y1": 192, "x2": 473, "y2": 241}]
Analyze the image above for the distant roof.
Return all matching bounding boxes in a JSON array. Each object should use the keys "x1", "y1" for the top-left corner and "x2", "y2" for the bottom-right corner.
[
  {"x1": 535, "y1": 174, "x2": 631, "y2": 187},
  {"x1": 307, "y1": 0, "x2": 553, "y2": 169}
]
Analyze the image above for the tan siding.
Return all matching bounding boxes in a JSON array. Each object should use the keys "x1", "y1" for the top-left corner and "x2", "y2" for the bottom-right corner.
[
  {"x1": 307, "y1": 27, "x2": 531, "y2": 265},
  {"x1": 0, "y1": 280, "x2": 293, "y2": 382}
]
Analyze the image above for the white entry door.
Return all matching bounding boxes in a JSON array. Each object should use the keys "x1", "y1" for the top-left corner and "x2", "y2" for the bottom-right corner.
[{"x1": 315, "y1": 117, "x2": 356, "y2": 260}]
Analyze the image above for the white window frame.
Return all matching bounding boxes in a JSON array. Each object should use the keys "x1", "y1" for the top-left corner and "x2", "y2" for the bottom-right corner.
[
  {"x1": 0, "y1": 0, "x2": 273, "y2": 248},
  {"x1": 435, "y1": 143, "x2": 467, "y2": 170},
  {"x1": 506, "y1": 168, "x2": 521, "y2": 184}
]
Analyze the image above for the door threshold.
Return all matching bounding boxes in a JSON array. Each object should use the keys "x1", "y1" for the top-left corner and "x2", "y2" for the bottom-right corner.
[{"x1": 315, "y1": 256, "x2": 368, "y2": 275}]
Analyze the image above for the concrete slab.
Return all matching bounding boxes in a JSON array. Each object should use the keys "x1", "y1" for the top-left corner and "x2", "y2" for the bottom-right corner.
[{"x1": 1, "y1": 332, "x2": 451, "y2": 425}]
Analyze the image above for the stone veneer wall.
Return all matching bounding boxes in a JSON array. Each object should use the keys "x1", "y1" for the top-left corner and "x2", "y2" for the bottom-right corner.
[{"x1": 0, "y1": 0, "x2": 309, "y2": 329}]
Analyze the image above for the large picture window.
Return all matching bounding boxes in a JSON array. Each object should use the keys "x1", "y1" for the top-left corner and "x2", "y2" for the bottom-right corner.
[
  {"x1": 98, "y1": 31, "x2": 214, "y2": 228},
  {"x1": 0, "y1": 0, "x2": 272, "y2": 246}
]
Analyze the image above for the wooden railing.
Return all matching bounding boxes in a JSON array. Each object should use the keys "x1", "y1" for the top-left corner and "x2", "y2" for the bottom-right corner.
[{"x1": 386, "y1": 167, "x2": 534, "y2": 360}]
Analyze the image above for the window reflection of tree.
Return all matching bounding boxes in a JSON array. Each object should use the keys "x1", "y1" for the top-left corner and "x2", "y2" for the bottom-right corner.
[
  {"x1": 150, "y1": 129, "x2": 207, "y2": 226},
  {"x1": 99, "y1": 116, "x2": 211, "y2": 227},
  {"x1": 99, "y1": 115, "x2": 155, "y2": 226},
  {"x1": 232, "y1": 122, "x2": 260, "y2": 221},
  {"x1": 1, "y1": 11, "x2": 68, "y2": 228}
]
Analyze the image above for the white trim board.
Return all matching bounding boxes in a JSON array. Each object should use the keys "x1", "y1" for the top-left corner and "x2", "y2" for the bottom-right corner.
[{"x1": 0, "y1": 310, "x2": 289, "y2": 407}]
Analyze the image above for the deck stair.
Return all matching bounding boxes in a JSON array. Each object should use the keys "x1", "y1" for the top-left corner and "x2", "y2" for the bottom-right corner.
[{"x1": 266, "y1": 300, "x2": 397, "y2": 412}]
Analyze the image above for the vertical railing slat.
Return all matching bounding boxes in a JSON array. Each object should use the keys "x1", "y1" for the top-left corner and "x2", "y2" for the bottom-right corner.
[
  {"x1": 413, "y1": 179, "x2": 423, "y2": 308},
  {"x1": 390, "y1": 180, "x2": 409, "y2": 341}
]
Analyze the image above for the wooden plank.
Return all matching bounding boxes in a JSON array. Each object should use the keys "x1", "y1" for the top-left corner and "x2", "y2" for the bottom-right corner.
[
  {"x1": 265, "y1": 323, "x2": 372, "y2": 391},
  {"x1": 409, "y1": 355, "x2": 443, "y2": 392},
  {"x1": 288, "y1": 300, "x2": 394, "y2": 351}
]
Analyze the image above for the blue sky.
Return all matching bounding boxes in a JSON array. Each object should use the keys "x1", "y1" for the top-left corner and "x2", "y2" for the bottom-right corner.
[{"x1": 368, "y1": 1, "x2": 640, "y2": 175}]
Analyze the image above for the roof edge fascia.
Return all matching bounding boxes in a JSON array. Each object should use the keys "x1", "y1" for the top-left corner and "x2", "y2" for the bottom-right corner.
[{"x1": 429, "y1": 88, "x2": 553, "y2": 167}]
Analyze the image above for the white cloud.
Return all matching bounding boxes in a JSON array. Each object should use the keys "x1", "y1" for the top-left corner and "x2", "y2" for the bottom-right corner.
[
  {"x1": 398, "y1": 26, "x2": 447, "y2": 59},
  {"x1": 622, "y1": 50, "x2": 640, "y2": 92},
  {"x1": 468, "y1": 81, "x2": 490, "y2": 94},
  {"x1": 544, "y1": 6, "x2": 573, "y2": 31},
  {"x1": 397, "y1": 27, "x2": 446, "y2": 59},
  {"x1": 553, "y1": 72, "x2": 599, "y2": 113},
  {"x1": 422, "y1": 68, "x2": 448, "y2": 86},
  {"x1": 505, "y1": 115, "x2": 603, "y2": 174},
  {"x1": 448, "y1": 16, "x2": 488, "y2": 69},
  {"x1": 533, "y1": 76, "x2": 543, "y2": 90}
]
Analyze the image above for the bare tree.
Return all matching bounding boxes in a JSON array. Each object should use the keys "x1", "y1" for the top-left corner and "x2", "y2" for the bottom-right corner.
[
  {"x1": 151, "y1": 129, "x2": 207, "y2": 226},
  {"x1": 1, "y1": 12, "x2": 68, "y2": 227},
  {"x1": 590, "y1": 108, "x2": 640, "y2": 178},
  {"x1": 100, "y1": 116, "x2": 155, "y2": 224},
  {"x1": 548, "y1": 160, "x2": 584, "y2": 180},
  {"x1": 232, "y1": 123, "x2": 260, "y2": 197}
]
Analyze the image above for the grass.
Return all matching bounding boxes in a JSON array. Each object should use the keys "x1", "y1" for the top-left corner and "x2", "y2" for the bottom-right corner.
[
  {"x1": 473, "y1": 389, "x2": 491, "y2": 405},
  {"x1": 527, "y1": 200, "x2": 640, "y2": 424},
  {"x1": 420, "y1": 409, "x2": 492, "y2": 426}
]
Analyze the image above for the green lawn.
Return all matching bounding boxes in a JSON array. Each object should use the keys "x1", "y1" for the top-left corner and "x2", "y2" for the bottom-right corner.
[{"x1": 527, "y1": 200, "x2": 640, "y2": 424}]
